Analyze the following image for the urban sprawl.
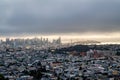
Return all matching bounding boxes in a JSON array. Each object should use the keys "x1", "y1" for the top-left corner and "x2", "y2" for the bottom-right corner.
[{"x1": 0, "y1": 38, "x2": 120, "y2": 80}]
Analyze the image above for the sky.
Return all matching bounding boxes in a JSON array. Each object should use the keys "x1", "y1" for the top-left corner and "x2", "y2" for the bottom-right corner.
[{"x1": 0, "y1": 0, "x2": 120, "y2": 42}]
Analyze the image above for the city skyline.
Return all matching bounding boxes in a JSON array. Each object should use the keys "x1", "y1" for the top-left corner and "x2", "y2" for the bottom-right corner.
[{"x1": 0, "y1": 0, "x2": 120, "y2": 43}]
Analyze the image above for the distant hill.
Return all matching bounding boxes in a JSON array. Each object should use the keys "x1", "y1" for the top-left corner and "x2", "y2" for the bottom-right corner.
[
  {"x1": 73, "y1": 40, "x2": 101, "y2": 45},
  {"x1": 54, "y1": 45, "x2": 90, "y2": 54}
]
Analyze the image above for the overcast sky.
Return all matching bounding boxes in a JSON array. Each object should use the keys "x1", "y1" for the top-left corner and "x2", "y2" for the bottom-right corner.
[{"x1": 0, "y1": 0, "x2": 120, "y2": 37}]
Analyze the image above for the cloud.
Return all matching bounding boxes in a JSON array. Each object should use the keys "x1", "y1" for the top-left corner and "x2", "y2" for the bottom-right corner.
[{"x1": 0, "y1": 0, "x2": 120, "y2": 36}]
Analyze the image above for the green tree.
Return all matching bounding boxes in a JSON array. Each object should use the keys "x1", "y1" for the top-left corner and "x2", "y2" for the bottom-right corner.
[{"x1": 0, "y1": 74, "x2": 8, "y2": 80}]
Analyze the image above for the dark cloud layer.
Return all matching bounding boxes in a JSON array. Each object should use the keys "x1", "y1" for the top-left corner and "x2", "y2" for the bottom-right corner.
[{"x1": 0, "y1": 0, "x2": 120, "y2": 35}]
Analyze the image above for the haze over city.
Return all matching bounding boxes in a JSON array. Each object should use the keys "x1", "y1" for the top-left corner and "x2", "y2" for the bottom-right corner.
[
  {"x1": 0, "y1": 0, "x2": 120, "y2": 43},
  {"x1": 1, "y1": 0, "x2": 120, "y2": 80}
]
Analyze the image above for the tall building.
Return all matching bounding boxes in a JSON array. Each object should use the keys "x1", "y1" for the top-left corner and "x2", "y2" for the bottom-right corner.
[{"x1": 57, "y1": 37, "x2": 61, "y2": 44}]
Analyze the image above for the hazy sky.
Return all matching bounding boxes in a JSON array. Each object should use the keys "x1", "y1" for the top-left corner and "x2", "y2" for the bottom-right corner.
[{"x1": 0, "y1": 0, "x2": 120, "y2": 41}]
